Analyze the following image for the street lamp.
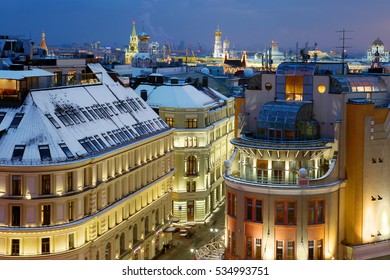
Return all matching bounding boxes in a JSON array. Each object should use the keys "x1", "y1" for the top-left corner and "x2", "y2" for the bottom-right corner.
[{"x1": 210, "y1": 228, "x2": 219, "y2": 241}]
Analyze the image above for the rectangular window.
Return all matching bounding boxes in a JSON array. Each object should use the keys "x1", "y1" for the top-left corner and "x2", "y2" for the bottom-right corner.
[
  {"x1": 275, "y1": 201, "x2": 296, "y2": 225},
  {"x1": 308, "y1": 240, "x2": 314, "y2": 260},
  {"x1": 11, "y1": 175, "x2": 22, "y2": 195},
  {"x1": 165, "y1": 117, "x2": 174, "y2": 128},
  {"x1": 41, "y1": 175, "x2": 51, "y2": 195},
  {"x1": 287, "y1": 241, "x2": 295, "y2": 260},
  {"x1": 45, "y1": 114, "x2": 61, "y2": 129},
  {"x1": 11, "y1": 239, "x2": 20, "y2": 256},
  {"x1": 0, "y1": 112, "x2": 6, "y2": 124},
  {"x1": 276, "y1": 240, "x2": 284, "y2": 260},
  {"x1": 317, "y1": 240, "x2": 323, "y2": 260},
  {"x1": 80, "y1": 108, "x2": 93, "y2": 121},
  {"x1": 185, "y1": 118, "x2": 198, "y2": 128},
  {"x1": 41, "y1": 204, "x2": 51, "y2": 225},
  {"x1": 68, "y1": 201, "x2": 74, "y2": 221},
  {"x1": 69, "y1": 233, "x2": 75, "y2": 249},
  {"x1": 9, "y1": 113, "x2": 24, "y2": 128},
  {"x1": 246, "y1": 236, "x2": 253, "y2": 259},
  {"x1": 12, "y1": 145, "x2": 25, "y2": 161},
  {"x1": 38, "y1": 145, "x2": 52, "y2": 161},
  {"x1": 11, "y1": 206, "x2": 21, "y2": 226},
  {"x1": 59, "y1": 143, "x2": 75, "y2": 159},
  {"x1": 67, "y1": 172, "x2": 74, "y2": 192},
  {"x1": 246, "y1": 198, "x2": 253, "y2": 221},
  {"x1": 41, "y1": 237, "x2": 50, "y2": 254},
  {"x1": 255, "y1": 200, "x2": 263, "y2": 223},
  {"x1": 285, "y1": 76, "x2": 303, "y2": 101},
  {"x1": 255, "y1": 239, "x2": 262, "y2": 260},
  {"x1": 308, "y1": 200, "x2": 325, "y2": 225}
]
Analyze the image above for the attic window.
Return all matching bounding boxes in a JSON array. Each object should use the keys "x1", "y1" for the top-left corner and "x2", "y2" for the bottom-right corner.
[
  {"x1": 136, "y1": 98, "x2": 147, "y2": 109},
  {"x1": 55, "y1": 112, "x2": 73, "y2": 126},
  {"x1": 102, "y1": 133, "x2": 115, "y2": 146},
  {"x1": 80, "y1": 108, "x2": 93, "y2": 121},
  {"x1": 45, "y1": 114, "x2": 61, "y2": 129},
  {"x1": 106, "y1": 103, "x2": 118, "y2": 115},
  {"x1": 79, "y1": 138, "x2": 98, "y2": 154},
  {"x1": 38, "y1": 145, "x2": 52, "y2": 161},
  {"x1": 94, "y1": 135, "x2": 107, "y2": 148},
  {"x1": 9, "y1": 113, "x2": 24, "y2": 128},
  {"x1": 0, "y1": 112, "x2": 6, "y2": 124},
  {"x1": 59, "y1": 143, "x2": 74, "y2": 159},
  {"x1": 12, "y1": 145, "x2": 26, "y2": 161}
]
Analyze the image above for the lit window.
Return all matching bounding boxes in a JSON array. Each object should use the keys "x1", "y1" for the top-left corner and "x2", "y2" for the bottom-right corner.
[
  {"x1": 186, "y1": 155, "x2": 198, "y2": 176},
  {"x1": 285, "y1": 76, "x2": 303, "y2": 101},
  {"x1": 308, "y1": 200, "x2": 325, "y2": 224},
  {"x1": 275, "y1": 201, "x2": 296, "y2": 225},
  {"x1": 165, "y1": 117, "x2": 174, "y2": 128},
  {"x1": 185, "y1": 118, "x2": 198, "y2": 128},
  {"x1": 317, "y1": 84, "x2": 326, "y2": 94}
]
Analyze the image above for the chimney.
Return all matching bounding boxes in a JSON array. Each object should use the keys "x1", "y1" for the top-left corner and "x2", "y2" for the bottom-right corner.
[
  {"x1": 140, "y1": 89, "x2": 148, "y2": 101},
  {"x1": 202, "y1": 76, "x2": 208, "y2": 88}
]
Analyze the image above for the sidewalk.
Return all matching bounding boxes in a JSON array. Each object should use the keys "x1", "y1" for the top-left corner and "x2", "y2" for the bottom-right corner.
[{"x1": 155, "y1": 202, "x2": 225, "y2": 260}]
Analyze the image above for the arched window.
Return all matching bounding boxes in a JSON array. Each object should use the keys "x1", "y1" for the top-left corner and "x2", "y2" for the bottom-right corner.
[
  {"x1": 105, "y1": 243, "x2": 111, "y2": 260},
  {"x1": 120, "y1": 233, "x2": 126, "y2": 254},
  {"x1": 186, "y1": 155, "x2": 197, "y2": 176},
  {"x1": 133, "y1": 224, "x2": 138, "y2": 244}
]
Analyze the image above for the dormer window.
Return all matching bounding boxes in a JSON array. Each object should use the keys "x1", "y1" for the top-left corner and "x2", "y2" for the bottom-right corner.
[
  {"x1": 9, "y1": 113, "x2": 24, "y2": 128},
  {"x1": 38, "y1": 145, "x2": 52, "y2": 161},
  {"x1": 12, "y1": 145, "x2": 25, "y2": 161}
]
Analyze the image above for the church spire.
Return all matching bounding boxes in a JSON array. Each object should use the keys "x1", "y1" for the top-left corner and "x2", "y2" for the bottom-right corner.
[{"x1": 40, "y1": 31, "x2": 49, "y2": 56}]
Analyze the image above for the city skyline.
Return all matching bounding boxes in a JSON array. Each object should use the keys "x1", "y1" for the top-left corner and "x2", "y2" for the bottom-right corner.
[{"x1": 2, "y1": 0, "x2": 390, "y2": 53}]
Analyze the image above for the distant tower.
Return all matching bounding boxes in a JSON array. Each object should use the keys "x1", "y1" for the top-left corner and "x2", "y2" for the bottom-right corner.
[
  {"x1": 125, "y1": 20, "x2": 139, "y2": 64},
  {"x1": 213, "y1": 26, "x2": 223, "y2": 58},
  {"x1": 223, "y1": 37, "x2": 230, "y2": 54},
  {"x1": 138, "y1": 26, "x2": 150, "y2": 54},
  {"x1": 367, "y1": 37, "x2": 389, "y2": 62},
  {"x1": 131, "y1": 24, "x2": 155, "y2": 69},
  {"x1": 40, "y1": 31, "x2": 49, "y2": 56}
]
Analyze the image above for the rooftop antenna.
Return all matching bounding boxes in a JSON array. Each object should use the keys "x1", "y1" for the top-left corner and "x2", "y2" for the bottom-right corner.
[{"x1": 336, "y1": 29, "x2": 353, "y2": 74}]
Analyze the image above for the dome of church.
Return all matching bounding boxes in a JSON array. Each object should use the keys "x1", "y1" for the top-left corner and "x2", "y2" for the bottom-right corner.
[{"x1": 372, "y1": 37, "x2": 384, "y2": 46}]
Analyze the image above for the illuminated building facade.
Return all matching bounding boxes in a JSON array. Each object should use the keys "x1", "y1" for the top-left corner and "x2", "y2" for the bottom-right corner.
[
  {"x1": 0, "y1": 63, "x2": 175, "y2": 260},
  {"x1": 213, "y1": 26, "x2": 223, "y2": 59},
  {"x1": 224, "y1": 62, "x2": 390, "y2": 260},
  {"x1": 367, "y1": 38, "x2": 389, "y2": 63},
  {"x1": 125, "y1": 20, "x2": 139, "y2": 65},
  {"x1": 136, "y1": 75, "x2": 235, "y2": 223}
]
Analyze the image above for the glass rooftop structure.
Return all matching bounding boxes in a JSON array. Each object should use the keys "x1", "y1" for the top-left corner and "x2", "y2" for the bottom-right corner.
[
  {"x1": 257, "y1": 101, "x2": 320, "y2": 141},
  {"x1": 330, "y1": 76, "x2": 387, "y2": 94}
]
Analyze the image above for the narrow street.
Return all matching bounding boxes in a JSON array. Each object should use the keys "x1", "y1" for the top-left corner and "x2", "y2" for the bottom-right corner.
[{"x1": 155, "y1": 202, "x2": 225, "y2": 260}]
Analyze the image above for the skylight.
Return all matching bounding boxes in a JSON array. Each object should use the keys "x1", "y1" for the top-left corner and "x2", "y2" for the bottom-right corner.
[
  {"x1": 9, "y1": 113, "x2": 24, "y2": 128},
  {"x1": 0, "y1": 112, "x2": 6, "y2": 124},
  {"x1": 38, "y1": 145, "x2": 52, "y2": 161},
  {"x1": 59, "y1": 143, "x2": 75, "y2": 159},
  {"x1": 12, "y1": 145, "x2": 26, "y2": 161}
]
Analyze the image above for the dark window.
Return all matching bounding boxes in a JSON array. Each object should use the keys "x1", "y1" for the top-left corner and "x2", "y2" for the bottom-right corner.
[
  {"x1": 11, "y1": 239, "x2": 20, "y2": 256},
  {"x1": 55, "y1": 112, "x2": 73, "y2": 126},
  {"x1": 11, "y1": 206, "x2": 21, "y2": 226},
  {"x1": 67, "y1": 111, "x2": 80, "y2": 124},
  {"x1": 107, "y1": 131, "x2": 120, "y2": 144},
  {"x1": 102, "y1": 133, "x2": 115, "y2": 146},
  {"x1": 86, "y1": 107, "x2": 98, "y2": 119},
  {"x1": 41, "y1": 204, "x2": 51, "y2": 225},
  {"x1": 79, "y1": 139, "x2": 97, "y2": 154},
  {"x1": 106, "y1": 103, "x2": 118, "y2": 115},
  {"x1": 9, "y1": 113, "x2": 24, "y2": 128},
  {"x1": 11, "y1": 175, "x2": 22, "y2": 195},
  {"x1": 94, "y1": 135, "x2": 107, "y2": 148},
  {"x1": 275, "y1": 201, "x2": 296, "y2": 225},
  {"x1": 67, "y1": 172, "x2": 74, "y2": 192},
  {"x1": 45, "y1": 114, "x2": 61, "y2": 129},
  {"x1": 136, "y1": 98, "x2": 147, "y2": 109},
  {"x1": 38, "y1": 145, "x2": 52, "y2": 161},
  {"x1": 0, "y1": 112, "x2": 6, "y2": 124},
  {"x1": 59, "y1": 143, "x2": 74, "y2": 159},
  {"x1": 12, "y1": 145, "x2": 25, "y2": 161},
  {"x1": 92, "y1": 105, "x2": 104, "y2": 119},
  {"x1": 41, "y1": 237, "x2": 50, "y2": 254},
  {"x1": 80, "y1": 108, "x2": 93, "y2": 121},
  {"x1": 73, "y1": 109, "x2": 86, "y2": 123},
  {"x1": 246, "y1": 198, "x2": 253, "y2": 221},
  {"x1": 41, "y1": 175, "x2": 51, "y2": 195},
  {"x1": 89, "y1": 137, "x2": 103, "y2": 150}
]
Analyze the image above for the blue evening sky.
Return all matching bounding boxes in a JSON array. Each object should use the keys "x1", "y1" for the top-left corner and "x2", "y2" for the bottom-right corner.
[{"x1": 1, "y1": 0, "x2": 389, "y2": 53}]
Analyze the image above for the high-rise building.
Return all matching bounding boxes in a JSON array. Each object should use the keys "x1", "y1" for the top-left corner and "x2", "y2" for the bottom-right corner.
[
  {"x1": 0, "y1": 61, "x2": 175, "y2": 260},
  {"x1": 213, "y1": 26, "x2": 223, "y2": 58},
  {"x1": 224, "y1": 62, "x2": 390, "y2": 260},
  {"x1": 135, "y1": 75, "x2": 235, "y2": 223}
]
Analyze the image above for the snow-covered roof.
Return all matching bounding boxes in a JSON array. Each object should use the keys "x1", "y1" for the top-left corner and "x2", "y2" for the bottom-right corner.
[
  {"x1": 0, "y1": 68, "x2": 54, "y2": 80},
  {"x1": 135, "y1": 83, "x2": 230, "y2": 109},
  {"x1": 0, "y1": 64, "x2": 170, "y2": 165}
]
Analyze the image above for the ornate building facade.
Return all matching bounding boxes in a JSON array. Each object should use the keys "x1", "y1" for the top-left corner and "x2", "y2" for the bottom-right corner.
[
  {"x1": 224, "y1": 62, "x2": 390, "y2": 260},
  {"x1": 136, "y1": 75, "x2": 235, "y2": 223},
  {"x1": 0, "y1": 62, "x2": 175, "y2": 260}
]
